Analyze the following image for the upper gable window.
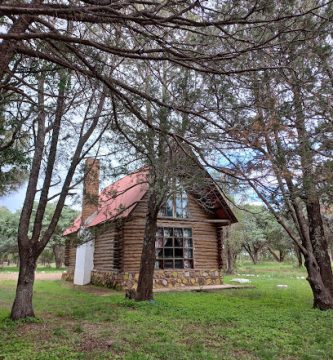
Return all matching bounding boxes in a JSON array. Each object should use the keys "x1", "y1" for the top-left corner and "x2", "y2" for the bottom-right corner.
[{"x1": 159, "y1": 190, "x2": 188, "y2": 219}]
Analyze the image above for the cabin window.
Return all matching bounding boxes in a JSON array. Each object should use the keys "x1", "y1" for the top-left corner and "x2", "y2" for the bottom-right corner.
[
  {"x1": 155, "y1": 227, "x2": 193, "y2": 269},
  {"x1": 159, "y1": 190, "x2": 189, "y2": 218}
]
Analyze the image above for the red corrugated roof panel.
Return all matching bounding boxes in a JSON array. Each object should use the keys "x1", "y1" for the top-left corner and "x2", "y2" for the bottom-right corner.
[{"x1": 64, "y1": 170, "x2": 148, "y2": 235}]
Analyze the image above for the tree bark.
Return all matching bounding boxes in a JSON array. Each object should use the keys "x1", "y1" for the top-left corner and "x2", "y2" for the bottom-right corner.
[
  {"x1": 244, "y1": 245, "x2": 260, "y2": 264},
  {"x1": 303, "y1": 251, "x2": 333, "y2": 310},
  {"x1": 305, "y1": 200, "x2": 333, "y2": 309},
  {"x1": 226, "y1": 243, "x2": 234, "y2": 274},
  {"x1": 52, "y1": 244, "x2": 64, "y2": 269},
  {"x1": 267, "y1": 246, "x2": 281, "y2": 262},
  {"x1": 10, "y1": 246, "x2": 37, "y2": 320},
  {"x1": 0, "y1": 14, "x2": 34, "y2": 81},
  {"x1": 279, "y1": 250, "x2": 286, "y2": 262},
  {"x1": 294, "y1": 245, "x2": 303, "y2": 267},
  {"x1": 292, "y1": 80, "x2": 333, "y2": 309},
  {"x1": 135, "y1": 190, "x2": 159, "y2": 301}
]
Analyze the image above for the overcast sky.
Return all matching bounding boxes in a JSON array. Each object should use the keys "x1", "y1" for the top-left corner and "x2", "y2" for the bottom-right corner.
[{"x1": 0, "y1": 185, "x2": 26, "y2": 212}]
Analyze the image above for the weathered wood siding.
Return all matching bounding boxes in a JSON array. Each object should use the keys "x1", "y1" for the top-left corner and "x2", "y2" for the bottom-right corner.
[
  {"x1": 65, "y1": 235, "x2": 77, "y2": 273},
  {"x1": 66, "y1": 223, "x2": 121, "y2": 273},
  {"x1": 122, "y1": 193, "x2": 221, "y2": 272},
  {"x1": 93, "y1": 223, "x2": 116, "y2": 271}
]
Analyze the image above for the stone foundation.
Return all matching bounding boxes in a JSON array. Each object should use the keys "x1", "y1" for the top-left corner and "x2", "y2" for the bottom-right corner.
[
  {"x1": 61, "y1": 270, "x2": 74, "y2": 282},
  {"x1": 89, "y1": 269, "x2": 223, "y2": 289}
]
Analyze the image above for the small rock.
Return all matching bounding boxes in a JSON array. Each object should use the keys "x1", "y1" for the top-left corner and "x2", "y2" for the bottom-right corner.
[
  {"x1": 230, "y1": 278, "x2": 251, "y2": 284},
  {"x1": 277, "y1": 285, "x2": 288, "y2": 289},
  {"x1": 106, "y1": 340, "x2": 114, "y2": 348}
]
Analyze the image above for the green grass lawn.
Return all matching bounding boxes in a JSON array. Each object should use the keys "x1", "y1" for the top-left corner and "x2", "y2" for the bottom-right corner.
[{"x1": 0, "y1": 262, "x2": 332, "y2": 360}]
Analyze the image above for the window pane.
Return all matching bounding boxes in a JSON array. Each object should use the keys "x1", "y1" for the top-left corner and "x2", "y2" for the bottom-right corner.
[
  {"x1": 175, "y1": 248, "x2": 183, "y2": 258},
  {"x1": 154, "y1": 226, "x2": 193, "y2": 270},
  {"x1": 164, "y1": 248, "x2": 173, "y2": 258},
  {"x1": 183, "y1": 228, "x2": 192, "y2": 238},
  {"x1": 155, "y1": 260, "x2": 162, "y2": 269},
  {"x1": 164, "y1": 260, "x2": 173, "y2": 268},
  {"x1": 165, "y1": 238, "x2": 173, "y2": 247},
  {"x1": 184, "y1": 259, "x2": 193, "y2": 269},
  {"x1": 175, "y1": 198, "x2": 182, "y2": 218},
  {"x1": 156, "y1": 228, "x2": 163, "y2": 237},
  {"x1": 174, "y1": 237, "x2": 183, "y2": 247},
  {"x1": 164, "y1": 228, "x2": 173, "y2": 237},
  {"x1": 184, "y1": 249, "x2": 193, "y2": 259},
  {"x1": 155, "y1": 248, "x2": 163, "y2": 258},
  {"x1": 175, "y1": 260, "x2": 183, "y2": 269},
  {"x1": 174, "y1": 228, "x2": 183, "y2": 237},
  {"x1": 166, "y1": 199, "x2": 173, "y2": 216},
  {"x1": 181, "y1": 193, "x2": 188, "y2": 218},
  {"x1": 184, "y1": 238, "x2": 192, "y2": 248},
  {"x1": 155, "y1": 237, "x2": 164, "y2": 248}
]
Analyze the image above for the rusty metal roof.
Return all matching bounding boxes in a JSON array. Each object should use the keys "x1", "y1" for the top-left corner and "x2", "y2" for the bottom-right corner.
[{"x1": 64, "y1": 170, "x2": 148, "y2": 235}]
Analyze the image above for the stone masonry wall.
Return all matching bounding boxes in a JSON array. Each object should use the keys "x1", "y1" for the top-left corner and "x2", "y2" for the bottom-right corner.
[{"x1": 89, "y1": 269, "x2": 223, "y2": 290}]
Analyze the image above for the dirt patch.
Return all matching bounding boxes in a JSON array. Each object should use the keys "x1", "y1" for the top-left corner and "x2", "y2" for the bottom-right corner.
[
  {"x1": 79, "y1": 336, "x2": 111, "y2": 352},
  {"x1": 0, "y1": 272, "x2": 62, "y2": 281},
  {"x1": 17, "y1": 322, "x2": 52, "y2": 342},
  {"x1": 75, "y1": 284, "x2": 120, "y2": 296}
]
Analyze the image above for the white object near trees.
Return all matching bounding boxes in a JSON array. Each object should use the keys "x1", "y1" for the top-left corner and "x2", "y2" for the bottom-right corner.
[
  {"x1": 276, "y1": 284, "x2": 288, "y2": 289},
  {"x1": 230, "y1": 278, "x2": 251, "y2": 284},
  {"x1": 74, "y1": 240, "x2": 94, "y2": 285}
]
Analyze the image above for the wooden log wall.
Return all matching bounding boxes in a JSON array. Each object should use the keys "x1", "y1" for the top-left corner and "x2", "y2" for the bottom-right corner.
[
  {"x1": 93, "y1": 223, "x2": 119, "y2": 272},
  {"x1": 66, "y1": 235, "x2": 77, "y2": 273},
  {"x1": 122, "y1": 193, "x2": 222, "y2": 272}
]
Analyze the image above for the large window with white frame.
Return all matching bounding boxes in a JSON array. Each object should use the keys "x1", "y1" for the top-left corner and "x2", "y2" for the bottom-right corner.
[{"x1": 155, "y1": 227, "x2": 193, "y2": 269}]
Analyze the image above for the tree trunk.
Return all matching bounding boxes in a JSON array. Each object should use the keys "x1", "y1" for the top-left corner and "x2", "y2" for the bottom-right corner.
[
  {"x1": 267, "y1": 246, "x2": 281, "y2": 262},
  {"x1": 243, "y1": 245, "x2": 257, "y2": 264},
  {"x1": 294, "y1": 245, "x2": 303, "y2": 267},
  {"x1": 291, "y1": 80, "x2": 333, "y2": 309},
  {"x1": 279, "y1": 250, "x2": 286, "y2": 262},
  {"x1": 253, "y1": 251, "x2": 259, "y2": 264},
  {"x1": 248, "y1": 252, "x2": 257, "y2": 264},
  {"x1": 305, "y1": 201, "x2": 333, "y2": 309},
  {"x1": 53, "y1": 244, "x2": 64, "y2": 269},
  {"x1": 303, "y1": 252, "x2": 333, "y2": 310},
  {"x1": 10, "y1": 247, "x2": 37, "y2": 320},
  {"x1": 135, "y1": 191, "x2": 159, "y2": 301},
  {"x1": 226, "y1": 243, "x2": 234, "y2": 274}
]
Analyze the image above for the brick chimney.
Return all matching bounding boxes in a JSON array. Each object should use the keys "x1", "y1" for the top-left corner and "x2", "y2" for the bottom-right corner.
[{"x1": 81, "y1": 158, "x2": 100, "y2": 225}]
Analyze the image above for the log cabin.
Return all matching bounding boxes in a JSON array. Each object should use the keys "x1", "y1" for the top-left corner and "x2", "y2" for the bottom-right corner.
[{"x1": 63, "y1": 158, "x2": 237, "y2": 289}]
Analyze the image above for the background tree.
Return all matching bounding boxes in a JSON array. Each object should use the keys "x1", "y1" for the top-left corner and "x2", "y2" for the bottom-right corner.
[
  {"x1": 43, "y1": 204, "x2": 78, "y2": 269},
  {"x1": 203, "y1": 2, "x2": 333, "y2": 309},
  {"x1": 0, "y1": 207, "x2": 19, "y2": 264},
  {"x1": 8, "y1": 62, "x2": 113, "y2": 320}
]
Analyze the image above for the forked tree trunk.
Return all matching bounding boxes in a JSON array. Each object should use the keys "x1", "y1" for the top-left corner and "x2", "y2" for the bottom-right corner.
[
  {"x1": 267, "y1": 247, "x2": 281, "y2": 262},
  {"x1": 10, "y1": 247, "x2": 37, "y2": 320},
  {"x1": 135, "y1": 191, "x2": 159, "y2": 301},
  {"x1": 246, "y1": 248, "x2": 259, "y2": 264},
  {"x1": 279, "y1": 250, "x2": 286, "y2": 262}
]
